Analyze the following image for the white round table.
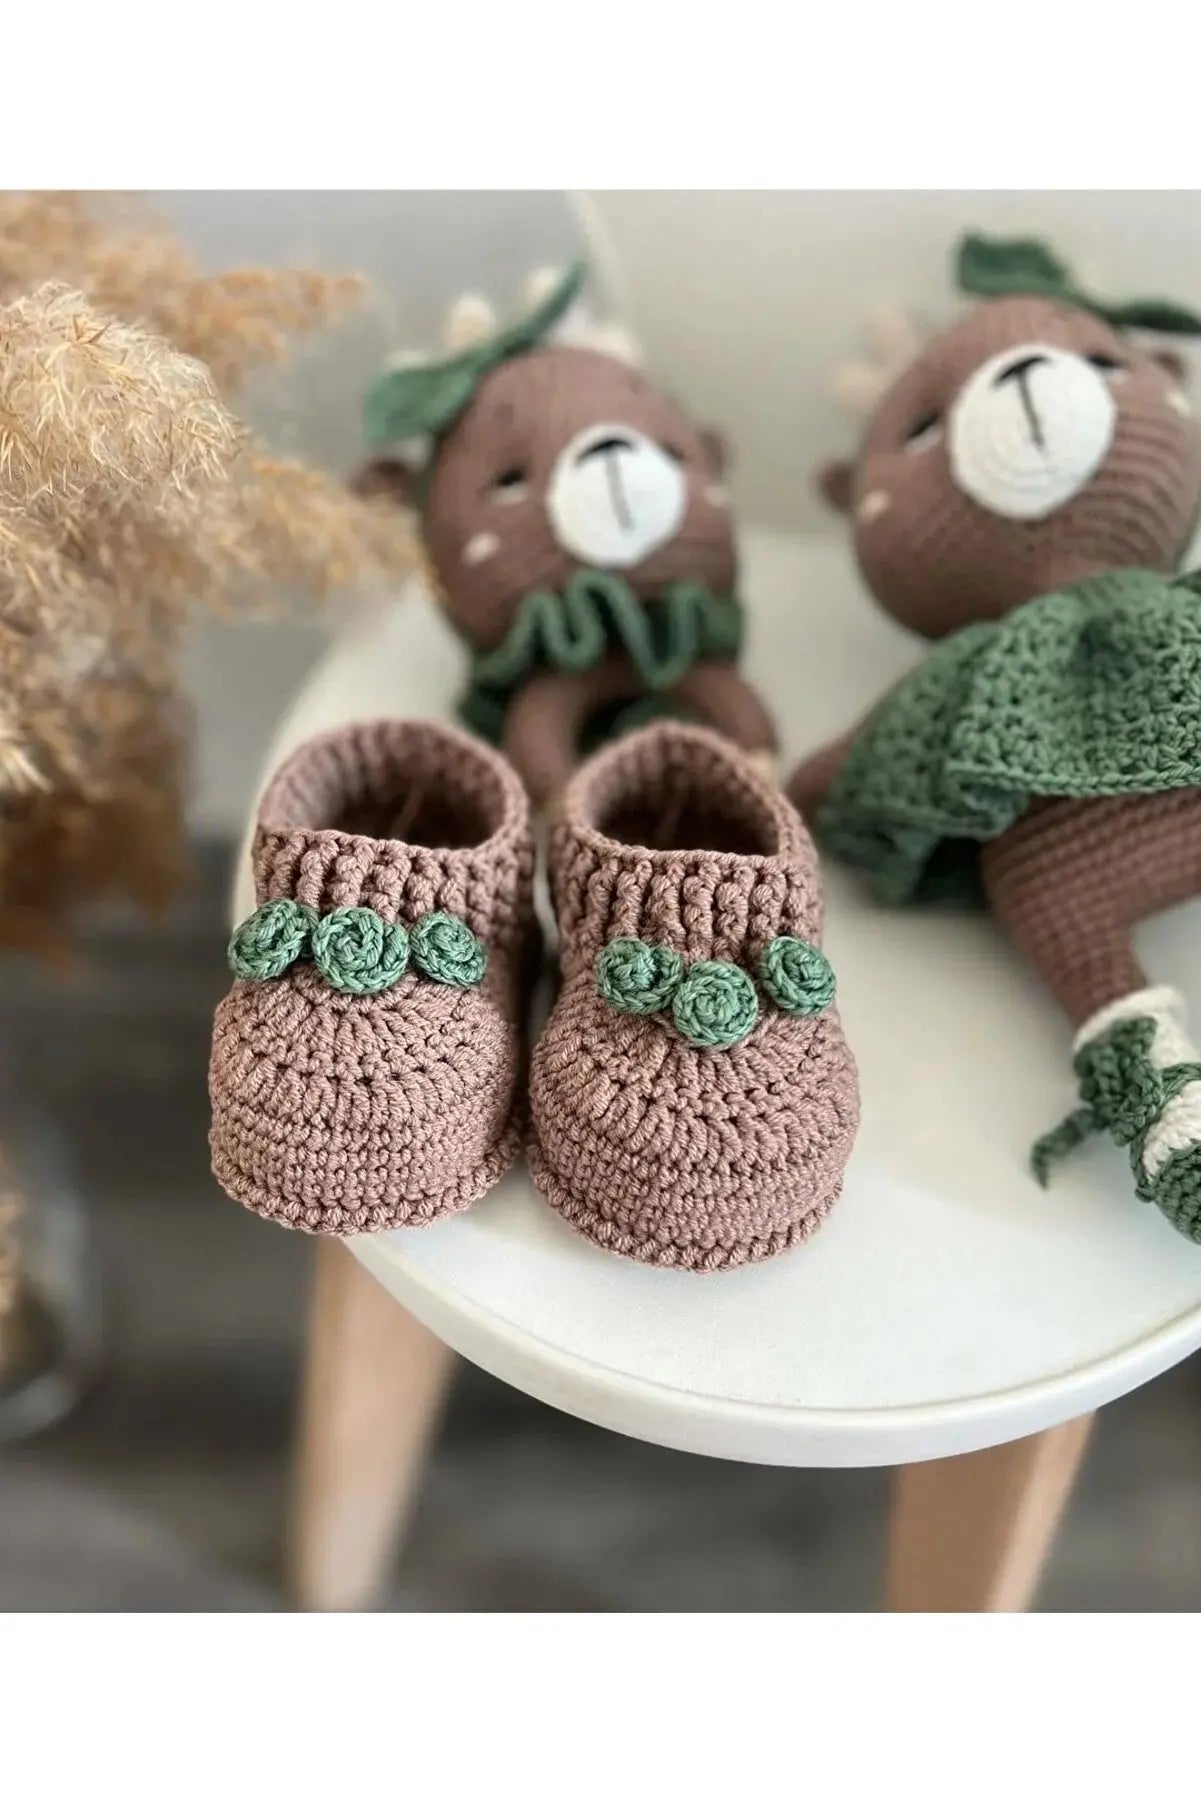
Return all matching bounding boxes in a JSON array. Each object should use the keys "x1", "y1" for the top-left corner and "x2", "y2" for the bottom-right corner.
[{"x1": 236, "y1": 531, "x2": 1201, "y2": 1492}]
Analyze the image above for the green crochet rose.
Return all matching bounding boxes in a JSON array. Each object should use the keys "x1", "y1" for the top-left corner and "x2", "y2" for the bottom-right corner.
[
  {"x1": 671, "y1": 961, "x2": 759, "y2": 1050},
  {"x1": 228, "y1": 898, "x2": 315, "y2": 981},
  {"x1": 410, "y1": 911, "x2": 488, "y2": 987},
  {"x1": 596, "y1": 938, "x2": 685, "y2": 1015},
  {"x1": 759, "y1": 936, "x2": 836, "y2": 1016},
  {"x1": 312, "y1": 907, "x2": 411, "y2": 995}
]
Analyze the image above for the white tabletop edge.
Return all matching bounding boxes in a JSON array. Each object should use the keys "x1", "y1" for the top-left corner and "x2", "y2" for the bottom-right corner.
[{"x1": 351, "y1": 1234, "x2": 1201, "y2": 1467}]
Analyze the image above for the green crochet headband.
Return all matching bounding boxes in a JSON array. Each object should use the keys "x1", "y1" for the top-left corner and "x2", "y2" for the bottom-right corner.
[
  {"x1": 364, "y1": 261, "x2": 587, "y2": 447},
  {"x1": 956, "y1": 233, "x2": 1201, "y2": 335}
]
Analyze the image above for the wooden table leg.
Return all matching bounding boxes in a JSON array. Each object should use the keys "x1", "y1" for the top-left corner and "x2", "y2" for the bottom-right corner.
[
  {"x1": 886, "y1": 1413, "x2": 1094, "y2": 1612},
  {"x1": 287, "y1": 1241, "x2": 455, "y2": 1612}
]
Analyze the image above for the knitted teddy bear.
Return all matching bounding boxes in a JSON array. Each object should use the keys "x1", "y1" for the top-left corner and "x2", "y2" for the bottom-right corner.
[
  {"x1": 789, "y1": 233, "x2": 1201, "y2": 1240},
  {"x1": 354, "y1": 265, "x2": 776, "y2": 804}
]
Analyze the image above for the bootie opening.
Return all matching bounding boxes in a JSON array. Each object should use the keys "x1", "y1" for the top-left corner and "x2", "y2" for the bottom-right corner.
[
  {"x1": 586, "y1": 726, "x2": 780, "y2": 858},
  {"x1": 262, "y1": 718, "x2": 519, "y2": 852}
]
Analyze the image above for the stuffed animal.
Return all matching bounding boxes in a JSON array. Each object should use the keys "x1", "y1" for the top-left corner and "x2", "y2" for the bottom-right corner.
[
  {"x1": 355, "y1": 265, "x2": 776, "y2": 804},
  {"x1": 789, "y1": 233, "x2": 1201, "y2": 1240}
]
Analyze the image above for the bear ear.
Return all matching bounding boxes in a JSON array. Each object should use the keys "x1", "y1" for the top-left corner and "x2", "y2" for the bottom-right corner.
[
  {"x1": 349, "y1": 457, "x2": 416, "y2": 507},
  {"x1": 816, "y1": 459, "x2": 855, "y2": 513},
  {"x1": 698, "y1": 426, "x2": 730, "y2": 475},
  {"x1": 1153, "y1": 347, "x2": 1189, "y2": 383}
]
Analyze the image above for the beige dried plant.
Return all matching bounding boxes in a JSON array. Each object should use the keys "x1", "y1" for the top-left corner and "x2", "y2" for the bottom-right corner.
[{"x1": 0, "y1": 193, "x2": 415, "y2": 958}]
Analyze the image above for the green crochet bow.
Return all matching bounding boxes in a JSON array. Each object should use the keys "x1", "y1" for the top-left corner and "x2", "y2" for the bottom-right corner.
[
  {"x1": 459, "y1": 569, "x2": 744, "y2": 746},
  {"x1": 229, "y1": 900, "x2": 487, "y2": 997},
  {"x1": 596, "y1": 935, "x2": 835, "y2": 1050},
  {"x1": 957, "y1": 234, "x2": 1201, "y2": 335},
  {"x1": 364, "y1": 263, "x2": 586, "y2": 447}
]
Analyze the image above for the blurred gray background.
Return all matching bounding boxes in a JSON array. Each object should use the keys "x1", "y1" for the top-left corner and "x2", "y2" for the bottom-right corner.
[{"x1": 4, "y1": 191, "x2": 1201, "y2": 1610}]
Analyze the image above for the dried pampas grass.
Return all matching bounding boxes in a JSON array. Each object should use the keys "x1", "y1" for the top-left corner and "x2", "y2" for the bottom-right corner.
[
  {"x1": 0, "y1": 194, "x2": 415, "y2": 955},
  {"x1": 0, "y1": 283, "x2": 239, "y2": 519},
  {"x1": 0, "y1": 191, "x2": 365, "y2": 394}
]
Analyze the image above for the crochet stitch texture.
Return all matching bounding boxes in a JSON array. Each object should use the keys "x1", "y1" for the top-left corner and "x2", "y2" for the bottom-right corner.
[
  {"x1": 671, "y1": 961, "x2": 759, "y2": 1049},
  {"x1": 228, "y1": 899, "x2": 490, "y2": 996},
  {"x1": 458, "y1": 570, "x2": 743, "y2": 748},
  {"x1": 228, "y1": 897, "x2": 316, "y2": 981},
  {"x1": 528, "y1": 720, "x2": 859, "y2": 1271},
  {"x1": 817, "y1": 568, "x2": 1201, "y2": 904},
  {"x1": 594, "y1": 933, "x2": 835, "y2": 1045},
  {"x1": 312, "y1": 906, "x2": 411, "y2": 994},
  {"x1": 209, "y1": 717, "x2": 535, "y2": 1235},
  {"x1": 1034, "y1": 1013, "x2": 1201, "y2": 1239}
]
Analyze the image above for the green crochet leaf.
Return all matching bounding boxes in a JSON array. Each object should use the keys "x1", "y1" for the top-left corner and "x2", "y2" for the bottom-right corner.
[
  {"x1": 956, "y1": 232, "x2": 1201, "y2": 336},
  {"x1": 364, "y1": 356, "x2": 487, "y2": 447},
  {"x1": 364, "y1": 262, "x2": 587, "y2": 445},
  {"x1": 957, "y1": 233, "x2": 1075, "y2": 303},
  {"x1": 491, "y1": 261, "x2": 587, "y2": 361},
  {"x1": 1102, "y1": 297, "x2": 1201, "y2": 335}
]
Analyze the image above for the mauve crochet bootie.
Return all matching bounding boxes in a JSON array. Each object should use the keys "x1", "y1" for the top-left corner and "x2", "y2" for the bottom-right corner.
[
  {"x1": 210, "y1": 718, "x2": 535, "y2": 1233},
  {"x1": 528, "y1": 722, "x2": 859, "y2": 1270}
]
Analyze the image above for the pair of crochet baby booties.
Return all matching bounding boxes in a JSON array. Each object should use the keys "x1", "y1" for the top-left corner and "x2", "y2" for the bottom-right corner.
[{"x1": 209, "y1": 717, "x2": 859, "y2": 1273}]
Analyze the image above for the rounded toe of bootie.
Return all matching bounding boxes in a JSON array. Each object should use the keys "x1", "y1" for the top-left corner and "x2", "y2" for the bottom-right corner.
[
  {"x1": 529, "y1": 981, "x2": 859, "y2": 1272},
  {"x1": 210, "y1": 968, "x2": 522, "y2": 1234}
]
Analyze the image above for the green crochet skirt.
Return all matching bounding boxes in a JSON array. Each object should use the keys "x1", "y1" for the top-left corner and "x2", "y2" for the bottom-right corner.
[{"x1": 816, "y1": 568, "x2": 1201, "y2": 905}]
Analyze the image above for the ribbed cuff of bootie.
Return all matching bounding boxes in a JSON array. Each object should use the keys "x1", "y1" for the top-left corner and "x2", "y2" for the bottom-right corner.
[
  {"x1": 550, "y1": 721, "x2": 825, "y2": 979},
  {"x1": 250, "y1": 718, "x2": 532, "y2": 956}
]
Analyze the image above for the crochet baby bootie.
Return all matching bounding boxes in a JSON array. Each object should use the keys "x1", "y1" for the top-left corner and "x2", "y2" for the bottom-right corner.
[
  {"x1": 210, "y1": 719, "x2": 535, "y2": 1233},
  {"x1": 528, "y1": 722, "x2": 860, "y2": 1270},
  {"x1": 1033, "y1": 986, "x2": 1201, "y2": 1241}
]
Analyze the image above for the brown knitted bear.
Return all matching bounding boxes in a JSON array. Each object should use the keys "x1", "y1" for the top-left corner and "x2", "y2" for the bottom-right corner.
[
  {"x1": 790, "y1": 234, "x2": 1201, "y2": 1239},
  {"x1": 354, "y1": 266, "x2": 776, "y2": 804}
]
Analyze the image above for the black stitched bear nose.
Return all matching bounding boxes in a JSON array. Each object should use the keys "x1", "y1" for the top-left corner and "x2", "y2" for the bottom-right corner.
[
  {"x1": 575, "y1": 433, "x2": 636, "y2": 463},
  {"x1": 993, "y1": 351, "x2": 1050, "y2": 387}
]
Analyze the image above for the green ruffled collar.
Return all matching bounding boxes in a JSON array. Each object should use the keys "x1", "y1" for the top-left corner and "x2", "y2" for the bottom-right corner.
[{"x1": 458, "y1": 569, "x2": 743, "y2": 744}]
